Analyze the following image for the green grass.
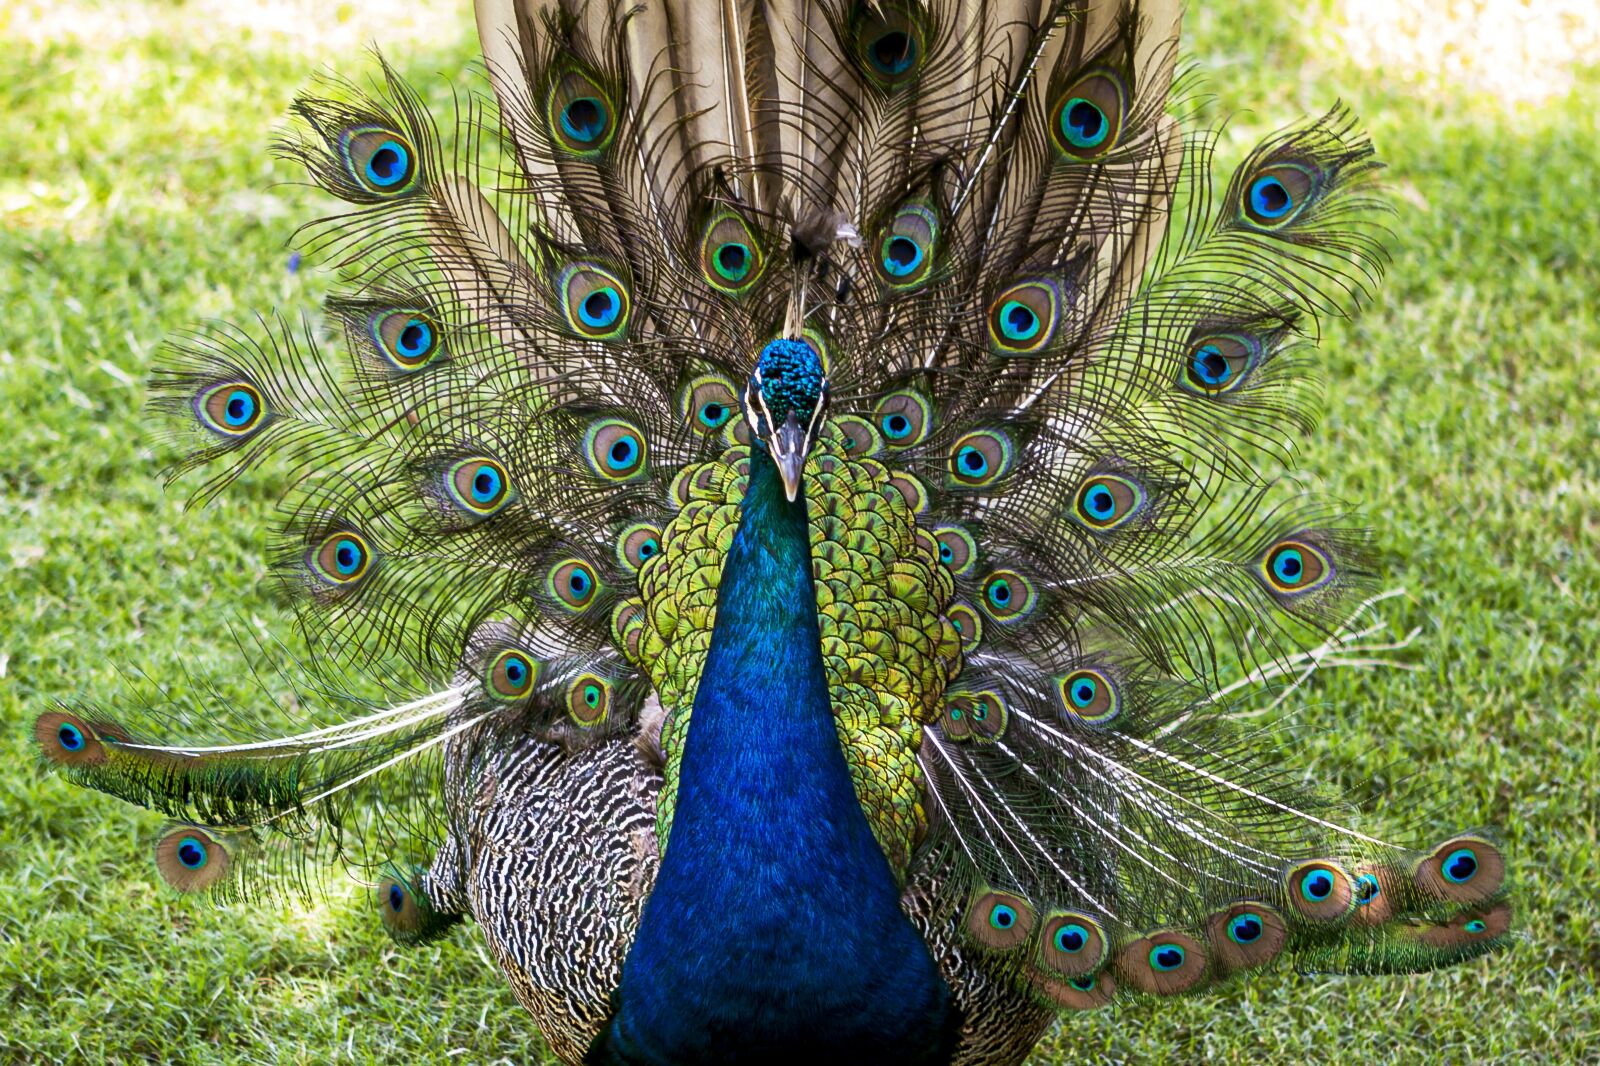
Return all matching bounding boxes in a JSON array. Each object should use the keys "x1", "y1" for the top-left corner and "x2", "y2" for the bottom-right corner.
[{"x1": 2, "y1": 1, "x2": 1596, "y2": 1062}]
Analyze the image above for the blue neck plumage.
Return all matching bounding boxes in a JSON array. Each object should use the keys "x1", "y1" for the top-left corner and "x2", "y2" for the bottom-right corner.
[{"x1": 591, "y1": 442, "x2": 953, "y2": 1065}]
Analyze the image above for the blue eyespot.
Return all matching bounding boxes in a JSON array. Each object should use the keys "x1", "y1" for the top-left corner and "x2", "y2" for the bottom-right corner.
[
  {"x1": 1262, "y1": 538, "x2": 1333, "y2": 595},
  {"x1": 1442, "y1": 848, "x2": 1479, "y2": 884},
  {"x1": 560, "y1": 265, "x2": 631, "y2": 340},
  {"x1": 197, "y1": 381, "x2": 267, "y2": 437},
  {"x1": 560, "y1": 97, "x2": 607, "y2": 143},
  {"x1": 568, "y1": 568, "x2": 593, "y2": 599},
  {"x1": 580, "y1": 288, "x2": 622, "y2": 329},
  {"x1": 882, "y1": 235, "x2": 923, "y2": 277},
  {"x1": 874, "y1": 392, "x2": 929, "y2": 446},
  {"x1": 57, "y1": 723, "x2": 85, "y2": 752},
  {"x1": 388, "y1": 884, "x2": 406, "y2": 912},
  {"x1": 311, "y1": 530, "x2": 372, "y2": 585},
  {"x1": 989, "y1": 903, "x2": 1017, "y2": 930},
  {"x1": 1354, "y1": 873, "x2": 1381, "y2": 905},
  {"x1": 999, "y1": 301, "x2": 1040, "y2": 342},
  {"x1": 487, "y1": 648, "x2": 537, "y2": 699},
  {"x1": 584, "y1": 419, "x2": 647, "y2": 480},
  {"x1": 1249, "y1": 176, "x2": 1292, "y2": 220},
  {"x1": 1274, "y1": 548, "x2": 1303, "y2": 582},
  {"x1": 1301, "y1": 869, "x2": 1334, "y2": 902},
  {"x1": 1181, "y1": 333, "x2": 1262, "y2": 396},
  {"x1": 1050, "y1": 72, "x2": 1125, "y2": 160},
  {"x1": 395, "y1": 320, "x2": 432, "y2": 360},
  {"x1": 176, "y1": 837, "x2": 208, "y2": 870},
  {"x1": 1464, "y1": 919, "x2": 1487, "y2": 935},
  {"x1": 1059, "y1": 668, "x2": 1119, "y2": 725},
  {"x1": 867, "y1": 30, "x2": 917, "y2": 76},
  {"x1": 470, "y1": 466, "x2": 502, "y2": 504},
  {"x1": 447, "y1": 457, "x2": 512, "y2": 517},
  {"x1": 1060, "y1": 98, "x2": 1108, "y2": 150},
  {"x1": 1191, "y1": 344, "x2": 1230, "y2": 386},
  {"x1": 364, "y1": 140, "x2": 410, "y2": 188},
  {"x1": 1055, "y1": 923, "x2": 1089, "y2": 953},
  {"x1": 568, "y1": 675, "x2": 611, "y2": 724},
  {"x1": 333, "y1": 540, "x2": 362, "y2": 576},
  {"x1": 1227, "y1": 913, "x2": 1264, "y2": 945},
  {"x1": 221, "y1": 390, "x2": 255, "y2": 427},
  {"x1": 981, "y1": 570, "x2": 1034, "y2": 622},
  {"x1": 1149, "y1": 945, "x2": 1186, "y2": 972},
  {"x1": 607, "y1": 435, "x2": 639, "y2": 472}
]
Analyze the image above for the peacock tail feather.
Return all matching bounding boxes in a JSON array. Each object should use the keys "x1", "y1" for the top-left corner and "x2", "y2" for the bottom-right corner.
[{"x1": 36, "y1": 0, "x2": 1511, "y2": 1058}]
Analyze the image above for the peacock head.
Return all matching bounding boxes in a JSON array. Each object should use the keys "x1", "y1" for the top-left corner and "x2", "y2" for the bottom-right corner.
[{"x1": 746, "y1": 337, "x2": 828, "y2": 502}]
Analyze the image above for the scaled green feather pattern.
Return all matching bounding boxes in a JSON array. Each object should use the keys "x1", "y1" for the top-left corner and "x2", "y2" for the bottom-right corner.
[{"x1": 626, "y1": 419, "x2": 961, "y2": 870}]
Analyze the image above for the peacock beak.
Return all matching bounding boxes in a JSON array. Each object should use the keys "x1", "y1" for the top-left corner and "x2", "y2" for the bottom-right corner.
[{"x1": 771, "y1": 410, "x2": 810, "y2": 502}]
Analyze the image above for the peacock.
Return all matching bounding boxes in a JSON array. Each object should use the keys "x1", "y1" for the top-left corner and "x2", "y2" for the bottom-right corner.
[{"x1": 35, "y1": 0, "x2": 1513, "y2": 1062}]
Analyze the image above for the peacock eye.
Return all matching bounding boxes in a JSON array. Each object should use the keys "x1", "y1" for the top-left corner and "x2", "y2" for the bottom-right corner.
[
  {"x1": 195, "y1": 381, "x2": 267, "y2": 438},
  {"x1": 617, "y1": 522, "x2": 664, "y2": 571},
  {"x1": 945, "y1": 603, "x2": 983, "y2": 651},
  {"x1": 371, "y1": 310, "x2": 441, "y2": 371},
  {"x1": 447, "y1": 457, "x2": 512, "y2": 517},
  {"x1": 1227, "y1": 913, "x2": 1264, "y2": 944},
  {"x1": 1149, "y1": 945, "x2": 1186, "y2": 971},
  {"x1": 583, "y1": 418, "x2": 648, "y2": 480},
  {"x1": 966, "y1": 890, "x2": 1034, "y2": 949},
  {"x1": 678, "y1": 375, "x2": 739, "y2": 436},
  {"x1": 1039, "y1": 912, "x2": 1109, "y2": 977},
  {"x1": 1241, "y1": 164, "x2": 1316, "y2": 227},
  {"x1": 1259, "y1": 537, "x2": 1333, "y2": 596},
  {"x1": 548, "y1": 559, "x2": 602, "y2": 611},
  {"x1": 1285, "y1": 859, "x2": 1353, "y2": 920},
  {"x1": 856, "y1": 10, "x2": 924, "y2": 83},
  {"x1": 700, "y1": 212, "x2": 766, "y2": 293},
  {"x1": 546, "y1": 70, "x2": 615, "y2": 155},
  {"x1": 486, "y1": 648, "x2": 537, "y2": 700},
  {"x1": 1048, "y1": 70, "x2": 1127, "y2": 160},
  {"x1": 873, "y1": 390, "x2": 932, "y2": 447},
  {"x1": 987, "y1": 280, "x2": 1061, "y2": 355},
  {"x1": 308, "y1": 530, "x2": 373, "y2": 586},
  {"x1": 156, "y1": 826, "x2": 231, "y2": 892},
  {"x1": 1072, "y1": 474, "x2": 1146, "y2": 531},
  {"x1": 1058, "y1": 668, "x2": 1120, "y2": 725},
  {"x1": 932, "y1": 526, "x2": 975, "y2": 575},
  {"x1": 1181, "y1": 333, "x2": 1260, "y2": 395},
  {"x1": 567, "y1": 674, "x2": 610, "y2": 725},
  {"x1": 948, "y1": 431, "x2": 1011, "y2": 488},
  {"x1": 558, "y1": 264, "x2": 631, "y2": 341},
  {"x1": 176, "y1": 837, "x2": 208, "y2": 869},
  {"x1": 340, "y1": 126, "x2": 420, "y2": 196},
  {"x1": 875, "y1": 202, "x2": 939, "y2": 289}
]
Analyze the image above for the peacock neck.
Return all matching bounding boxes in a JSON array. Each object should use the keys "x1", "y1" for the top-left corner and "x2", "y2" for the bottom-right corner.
[{"x1": 592, "y1": 444, "x2": 954, "y2": 1065}]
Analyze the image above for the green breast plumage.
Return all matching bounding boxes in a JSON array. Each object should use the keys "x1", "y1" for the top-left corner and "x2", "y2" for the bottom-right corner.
[{"x1": 617, "y1": 417, "x2": 961, "y2": 870}]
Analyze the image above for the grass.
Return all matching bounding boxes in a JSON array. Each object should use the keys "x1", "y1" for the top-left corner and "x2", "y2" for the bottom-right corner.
[{"x1": 2, "y1": 0, "x2": 1596, "y2": 1062}]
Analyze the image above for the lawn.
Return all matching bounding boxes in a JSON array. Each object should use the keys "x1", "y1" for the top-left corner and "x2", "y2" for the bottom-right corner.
[{"x1": 2, "y1": 0, "x2": 1596, "y2": 1062}]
